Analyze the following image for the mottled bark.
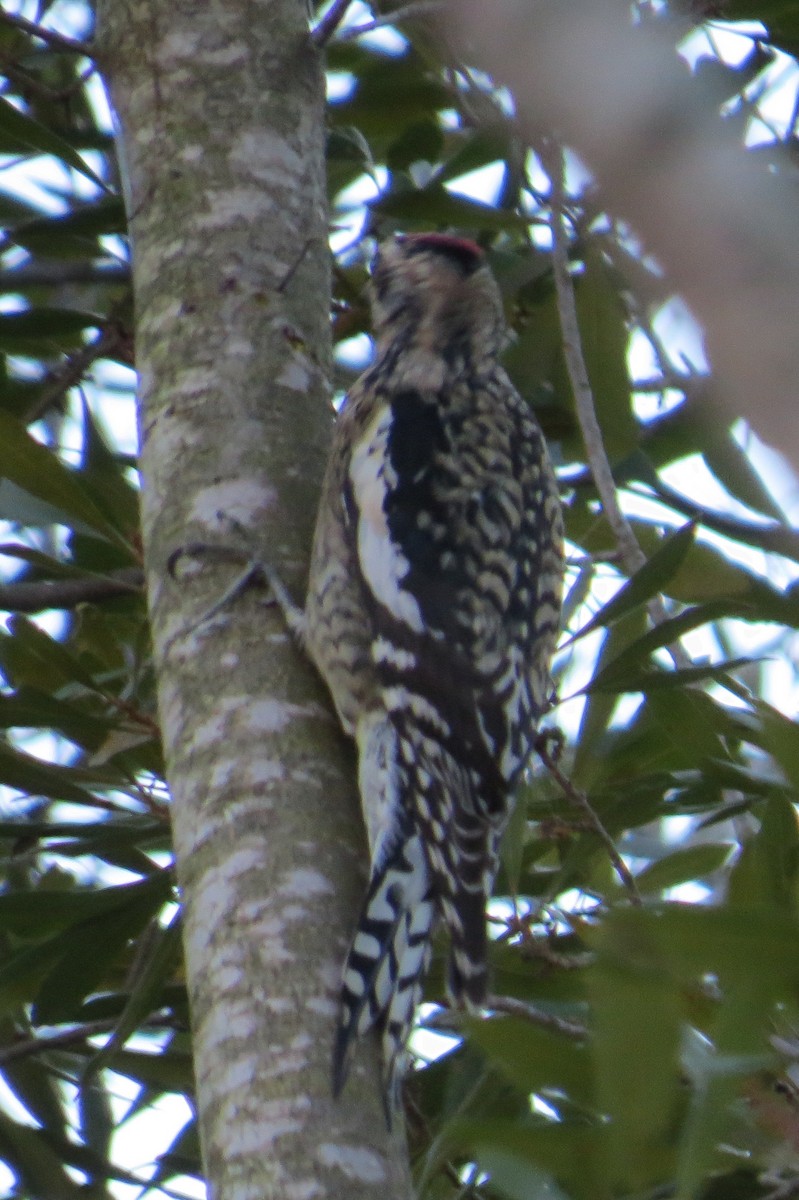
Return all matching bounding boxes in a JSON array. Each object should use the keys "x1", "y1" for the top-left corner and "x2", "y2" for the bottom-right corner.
[{"x1": 96, "y1": 1, "x2": 412, "y2": 1196}]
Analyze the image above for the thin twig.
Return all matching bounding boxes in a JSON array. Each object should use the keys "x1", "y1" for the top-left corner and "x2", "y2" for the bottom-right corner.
[
  {"x1": 536, "y1": 733, "x2": 642, "y2": 905},
  {"x1": 564, "y1": 465, "x2": 799, "y2": 562},
  {"x1": 0, "y1": 263, "x2": 129, "y2": 288},
  {"x1": 424, "y1": 992, "x2": 587, "y2": 1040},
  {"x1": 543, "y1": 141, "x2": 693, "y2": 670},
  {"x1": 0, "y1": 1014, "x2": 179, "y2": 1065},
  {"x1": 488, "y1": 904, "x2": 596, "y2": 963},
  {"x1": 632, "y1": 373, "x2": 704, "y2": 394},
  {"x1": 26, "y1": 320, "x2": 132, "y2": 423},
  {"x1": 311, "y1": 0, "x2": 354, "y2": 47},
  {"x1": 335, "y1": 1, "x2": 443, "y2": 42},
  {"x1": 0, "y1": 11, "x2": 94, "y2": 58},
  {"x1": 0, "y1": 568, "x2": 143, "y2": 614},
  {"x1": 544, "y1": 141, "x2": 645, "y2": 576},
  {"x1": 523, "y1": 943, "x2": 594, "y2": 971},
  {"x1": 0, "y1": 58, "x2": 95, "y2": 103},
  {"x1": 486, "y1": 994, "x2": 588, "y2": 1039},
  {"x1": 99, "y1": 690, "x2": 162, "y2": 736}
]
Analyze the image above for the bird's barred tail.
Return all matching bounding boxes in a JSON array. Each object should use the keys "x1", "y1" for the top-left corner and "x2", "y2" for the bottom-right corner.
[
  {"x1": 398, "y1": 728, "x2": 498, "y2": 1012},
  {"x1": 332, "y1": 824, "x2": 435, "y2": 1120},
  {"x1": 439, "y1": 810, "x2": 494, "y2": 1009},
  {"x1": 332, "y1": 728, "x2": 500, "y2": 1119}
]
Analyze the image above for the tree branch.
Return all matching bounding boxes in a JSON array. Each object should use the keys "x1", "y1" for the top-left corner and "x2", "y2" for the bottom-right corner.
[
  {"x1": 0, "y1": 11, "x2": 94, "y2": 58},
  {"x1": 544, "y1": 141, "x2": 693, "y2": 670},
  {"x1": 565, "y1": 466, "x2": 799, "y2": 564},
  {"x1": 334, "y1": 2, "x2": 443, "y2": 43},
  {"x1": 0, "y1": 569, "x2": 143, "y2": 613},
  {"x1": 0, "y1": 1014, "x2": 178, "y2": 1065},
  {"x1": 0, "y1": 58, "x2": 98, "y2": 103},
  {"x1": 1, "y1": 263, "x2": 129, "y2": 288},
  {"x1": 26, "y1": 319, "x2": 133, "y2": 423},
  {"x1": 486, "y1": 993, "x2": 588, "y2": 1039},
  {"x1": 425, "y1": 992, "x2": 587, "y2": 1039},
  {"x1": 544, "y1": 141, "x2": 646, "y2": 577},
  {"x1": 311, "y1": 0, "x2": 355, "y2": 46},
  {"x1": 536, "y1": 732, "x2": 642, "y2": 905}
]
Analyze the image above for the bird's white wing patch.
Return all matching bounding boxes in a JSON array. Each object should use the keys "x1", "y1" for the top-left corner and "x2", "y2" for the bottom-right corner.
[{"x1": 349, "y1": 405, "x2": 424, "y2": 633}]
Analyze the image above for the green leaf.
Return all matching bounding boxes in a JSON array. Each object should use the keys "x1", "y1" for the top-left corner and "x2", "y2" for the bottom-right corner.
[
  {"x1": 0, "y1": 95, "x2": 106, "y2": 191},
  {"x1": 0, "y1": 688, "x2": 110, "y2": 750},
  {"x1": 102, "y1": 1046, "x2": 195, "y2": 1094},
  {"x1": 77, "y1": 397, "x2": 141, "y2": 538},
  {"x1": 386, "y1": 119, "x2": 443, "y2": 171},
  {"x1": 468, "y1": 1017, "x2": 592, "y2": 1106},
  {"x1": 632, "y1": 462, "x2": 799, "y2": 566},
  {"x1": 0, "y1": 187, "x2": 44, "y2": 224},
  {"x1": 450, "y1": 1118, "x2": 603, "y2": 1200},
  {"x1": 9, "y1": 197, "x2": 126, "y2": 255},
  {"x1": 0, "y1": 817, "x2": 167, "y2": 880},
  {"x1": 721, "y1": 4, "x2": 799, "y2": 55},
  {"x1": 503, "y1": 290, "x2": 567, "y2": 418},
  {"x1": 754, "y1": 699, "x2": 799, "y2": 795},
  {"x1": 3, "y1": 614, "x2": 99, "y2": 691},
  {"x1": 86, "y1": 910, "x2": 183, "y2": 1076},
  {"x1": 624, "y1": 510, "x2": 799, "y2": 619},
  {"x1": 677, "y1": 973, "x2": 777, "y2": 1196},
  {"x1": 0, "y1": 307, "x2": 103, "y2": 354},
  {"x1": 498, "y1": 787, "x2": 528, "y2": 894},
  {"x1": 727, "y1": 794, "x2": 799, "y2": 913},
  {"x1": 703, "y1": 428, "x2": 785, "y2": 522},
  {"x1": 1, "y1": 1054, "x2": 68, "y2": 1138},
  {"x1": 33, "y1": 874, "x2": 174, "y2": 1022},
  {"x1": 570, "y1": 522, "x2": 696, "y2": 643},
  {"x1": 571, "y1": 607, "x2": 648, "y2": 789},
  {"x1": 632, "y1": 843, "x2": 732, "y2": 895},
  {"x1": 0, "y1": 741, "x2": 100, "y2": 807},
  {"x1": 0, "y1": 542, "x2": 94, "y2": 574},
  {"x1": 329, "y1": 48, "x2": 450, "y2": 138},
  {"x1": 600, "y1": 904, "x2": 799, "y2": 991},
  {"x1": 77, "y1": 1076, "x2": 115, "y2": 1166},
  {"x1": 591, "y1": 914, "x2": 681, "y2": 1192},
  {"x1": 643, "y1": 689, "x2": 729, "y2": 764},
  {"x1": 594, "y1": 907, "x2": 786, "y2": 1198},
  {"x1": 589, "y1": 656, "x2": 760, "y2": 695},
  {"x1": 0, "y1": 479, "x2": 107, "y2": 533},
  {"x1": 578, "y1": 600, "x2": 741, "y2": 690},
  {"x1": 474, "y1": 1148, "x2": 573, "y2": 1200},
  {"x1": 0, "y1": 409, "x2": 131, "y2": 549},
  {"x1": 559, "y1": 557, "x2": 596, "y2": 634},
  {"x1": 372, "y1": 184, "x2": 527, "y2": 230},
  {"x1": 436, "y1": 126, "x2": 514, "y2": 186},
  {"x1": 152, "y1": 1117, "x2": 203, "y2": 1183},
  {"x1": 0, "y1": 1107, "x2": 86, "y2": 1200},
  {"x1": 0, "y1": 873, "x2": 168, "y2": 939}
]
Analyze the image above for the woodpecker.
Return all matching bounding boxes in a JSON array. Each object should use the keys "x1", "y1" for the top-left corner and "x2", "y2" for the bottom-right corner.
[{"x1": 296, "y1": 233, "x2": 563, "y2": 1115}]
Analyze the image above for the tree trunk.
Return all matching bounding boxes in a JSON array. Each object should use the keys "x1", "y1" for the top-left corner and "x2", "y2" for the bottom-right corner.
[{"x1": 96, "y1": 2, "x2": 413, "y2": 1196}]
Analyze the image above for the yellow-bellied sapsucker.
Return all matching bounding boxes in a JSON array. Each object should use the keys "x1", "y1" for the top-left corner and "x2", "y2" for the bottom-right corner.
[{"x1": 302, "y1": 233, "x2": 563, "y2": 1115}]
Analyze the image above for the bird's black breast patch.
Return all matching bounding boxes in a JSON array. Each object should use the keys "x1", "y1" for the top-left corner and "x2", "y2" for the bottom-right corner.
[
  {"x1": 384, "y1": 390, "x2": 450, "y2": 583},
  {"x1": 387, "y1": 390, "x2": 445, "y2": 480}
]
